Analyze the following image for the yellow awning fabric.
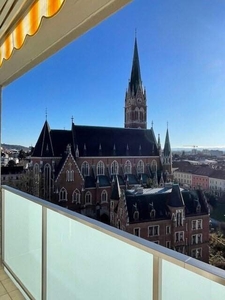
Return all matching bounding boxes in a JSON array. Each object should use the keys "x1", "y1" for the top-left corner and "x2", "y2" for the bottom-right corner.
[{"x1": 0, "y1": 0, "x2": 65, "y2": 67}]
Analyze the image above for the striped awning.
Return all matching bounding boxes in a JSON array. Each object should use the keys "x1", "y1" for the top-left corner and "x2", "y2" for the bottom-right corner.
[
  {"x1": 0, "y1": 0, "x2": 132, "y2": 87},
  {"x1": 0, "y1": 0, "x2": 65, "y2": 67}
]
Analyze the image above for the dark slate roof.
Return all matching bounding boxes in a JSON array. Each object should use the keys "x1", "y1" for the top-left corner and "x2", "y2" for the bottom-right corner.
[
  {"x1": 32, "y1": 121, "x2": 54, "y2": 157},
  {"x1": 125, "y1": 185, "x2": 208, "y2": 223},
  {"x1": 167, "y1": 184, "x2": 184, "y2": 207},
  {"x1": 126, "y1": 174, "x2": 139, "y2": 185},
  {"x1": 129, "y1": 37, "x2": 142, "y2": 96},
  {"x1": 139, "y1": 173, "x2": 150, "y2": 184},
  {"x1": 111, "y1": 175, "x2": 125, "y2": 186},
  {"x1": 72, "y1": 124, "x2": 158, "y2": 157},
  {"x1": 32, "y1": 121, "x2": 73, "y2": 158},
  {"x1": 84, "y1": 176, "x2": 96, "y2": 188},
  {"x1": 163, "y1": 129, "x2": 171, "y2": 156},
  {"x1": 97, "y1": 175, "x2": 111, "y2": 187},
  {"x1": 50, "y1": 130, "x2": 73, "y2": 157},
  {"x1": 182, "y1": 189, "x2": 208, "y2": 215},
  {"x1": 126, "y1": 190, "x2": 170, "y2": 223}
]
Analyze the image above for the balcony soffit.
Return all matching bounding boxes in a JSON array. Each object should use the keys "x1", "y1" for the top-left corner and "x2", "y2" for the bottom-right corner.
[{"x1": 0, "y1": 0, "x2": 132, "y2": 87}]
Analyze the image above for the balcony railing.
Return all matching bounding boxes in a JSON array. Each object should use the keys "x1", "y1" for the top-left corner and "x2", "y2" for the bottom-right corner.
[{"x1": 1, "y1": 185, "x2": 225, "y2": 300}]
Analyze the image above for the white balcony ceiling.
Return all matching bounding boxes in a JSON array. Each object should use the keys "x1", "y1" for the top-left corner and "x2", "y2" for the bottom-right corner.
[{"x1": 0, "y1": 0, "x2": 131, "y2": 87}]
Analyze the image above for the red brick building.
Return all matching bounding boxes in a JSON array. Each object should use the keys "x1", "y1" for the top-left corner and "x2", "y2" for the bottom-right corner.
[
  {"x1": 30, "y1": 38, "x2": 172, "y2": 223},
  {"x1": 110, "y1": 182, "x2": 209, "y2": 262}
]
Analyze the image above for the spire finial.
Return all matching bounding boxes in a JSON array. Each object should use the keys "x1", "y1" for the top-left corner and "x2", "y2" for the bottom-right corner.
[
  {"x1": 151, "y1": 121, "x2": 154, "y2": 128},
  {"x1": 45, "y1": 108, "x2": 47, "y2": 120},
  {"x1": 71, "y1": 116, "x2": 74, "y2": 124},
  {"x1": 167, "y1": 121, "x2": 169, "y2": 129},
  {"x1": 135, "y1": 28, "x2": 137, "y2": 38}
]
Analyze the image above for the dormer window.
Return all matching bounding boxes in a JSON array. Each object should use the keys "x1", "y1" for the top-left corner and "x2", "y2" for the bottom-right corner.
[
  {"x1": 150, "y1": 209, "x2": 156, "y2": 218},
  {"x1": 196, "y1": 203, "x2": 201, "y2": 213},
  {"x1": 133, "y1": 211, "x2": 139, "y2": 221}
]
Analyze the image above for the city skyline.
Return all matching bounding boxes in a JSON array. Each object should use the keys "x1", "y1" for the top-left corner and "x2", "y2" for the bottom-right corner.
[{"x1": 2, "y1": 0, "x2": 225, "y2": 148}]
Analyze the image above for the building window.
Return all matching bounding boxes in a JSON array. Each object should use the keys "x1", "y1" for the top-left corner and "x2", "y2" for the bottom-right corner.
[
  {"x1": 66, "y1": 163, "x2": 74, "y2": 182},
  {"x1": 85, "y1": 191, "x2": 92, "y2": 205},
  {"x1": 166, "y1": 226, "x2": 171, "y2": 235},
  {"x1": 176, "y1": 210, "x2": 183, "y2": 226},
  {"x1": 137, "y1": 160, "x2": 144, "y2": 174},
  {"x1": 59, "y1": 187, "x2": 67, "y2": 202},
  {"x1": 124, "y1": 160, "x2": 132, "y2": 174},
  {"x1": 101, "y1": 190, "x2": 108, "y2": 203},
  {"x1": 192, "y1": 234, "x2": 202, "y2": 245},
  {"x1": 191, "y1": 248, "x2": 202, "y2": 259},
  {"x1": 81, "y1": 161, "x2": 89, "y2": 177},
  {"x1": 111, "y1": 201, "x2": 114, "y2": 208},
  {"x1": 72, "y1": 189, "x2": 80, "y2": 203},
  {"x1": 166, "y1": 241, "x2": 171, "y2": 248},
  {"x1": 175, "y1": 231, "x2": 184, "y2": 242},
  {"x1": 97, "y1": 161, "x2": 105, "y2": 175},
  {"x1": 192, "y1": 219, "x2": 202, "y2": 230},
  {"x1": 149, "y1": 225, "x2": 159, "y2": 237},
  {"x1": 111, "y1": 160, "x2": 119, "y2": 175},
  {"x1": 134, "y1": 228, "x2": 140, "y2": 237}
]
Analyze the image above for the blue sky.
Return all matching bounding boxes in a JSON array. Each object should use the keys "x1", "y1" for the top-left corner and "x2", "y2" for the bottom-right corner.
[{"x1": 2, "y1": 0, "x2": 225, "y2": 149}]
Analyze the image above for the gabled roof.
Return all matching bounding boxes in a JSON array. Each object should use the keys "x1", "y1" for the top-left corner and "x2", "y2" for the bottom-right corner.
[
  {"x1": 129, "y1": 37, "x2": 142, "y2": 96},
  {"x1": 72, "y1": 123, "x2": 159, "y2": 157},
  {"x1": 32, "y1": 121, "x2": 54, "y2": 157}
]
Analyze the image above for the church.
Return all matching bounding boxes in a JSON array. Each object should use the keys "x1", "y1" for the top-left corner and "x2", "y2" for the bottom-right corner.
[{"x1": 31, "y1": 38, "x2": 172, "y2": 222}]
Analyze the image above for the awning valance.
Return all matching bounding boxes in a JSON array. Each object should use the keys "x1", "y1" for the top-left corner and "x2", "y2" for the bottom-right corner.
[{"x1": 0, "y1": 0, "x2": 65, "y2": 67}]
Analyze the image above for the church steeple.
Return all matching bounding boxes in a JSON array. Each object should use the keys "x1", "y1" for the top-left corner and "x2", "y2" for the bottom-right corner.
[
  {"x1": 163, "y1": 127, "x2": 172, "y2": 174},
  {"x1": 129, "y1": 37, "x2": 142, "y2": 96},
  {"x1": 125, "y1": 37, "x2": 147, "y2": 129}
]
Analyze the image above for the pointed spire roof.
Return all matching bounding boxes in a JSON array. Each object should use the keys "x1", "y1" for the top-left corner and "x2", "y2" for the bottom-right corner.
[
  {"x1": 164, "y1": 128, "x2": 171, "y2": 156},
  {"x1": 32, "y1": 120, "x2": 54, "y2": 157},
  {"x1": 111, "y1": 176, "x2": 121, "y2": 200},
  {"x1": 129, "y1": 37, "x2": 142, "y2": 96}
]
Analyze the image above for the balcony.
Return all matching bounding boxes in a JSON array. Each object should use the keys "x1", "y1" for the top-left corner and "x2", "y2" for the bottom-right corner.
[{"x1": 0, "y1": 185, "x2": 225, "y2": 300}]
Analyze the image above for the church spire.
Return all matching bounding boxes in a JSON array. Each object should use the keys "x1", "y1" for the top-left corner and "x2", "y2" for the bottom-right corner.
[
  {"x1": 164, "y1": 128, "x2": 171, "y2": 157},
  {"x1": 129, "y1": 37, "x2": 142, "y2": 96},
  {"x1": 124, "y1": 36, "x2": 147, "y2": 129}
]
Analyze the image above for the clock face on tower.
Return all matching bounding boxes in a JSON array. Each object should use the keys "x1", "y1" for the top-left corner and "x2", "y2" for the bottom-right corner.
[{"x1": 137, "y1": 98, "x2": 142, "y2": 104}]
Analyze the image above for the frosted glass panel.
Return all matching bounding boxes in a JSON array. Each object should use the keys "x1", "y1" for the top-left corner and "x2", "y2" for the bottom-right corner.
[
  {"x1": 47, "y1": 210, "x2": 153, "y2": 300},
  {"x1": 4, "y1": 190, "x2": 42, "y2": 300},
  {"x1": 162, "y1": 260, "x2": 225, "y2": 300}
]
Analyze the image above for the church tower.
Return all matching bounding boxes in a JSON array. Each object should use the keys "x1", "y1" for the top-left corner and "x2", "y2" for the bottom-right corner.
[
  {"x1": 124, "y1": 37, "x2": 147, "y2": 129},
  {"x1": 163, "y1": 128, "x2": 172, "y2": 174}
]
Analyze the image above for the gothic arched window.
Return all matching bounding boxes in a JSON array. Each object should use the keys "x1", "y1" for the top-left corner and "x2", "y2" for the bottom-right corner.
[
  {"x1": 137, "y1": 160, "x2": 144, "y2": 174},
  {"x1": 111, "y1": 160, "x2": 119, "y2": 175},
  {"x1": 59, "y1": 187, "x2": 67, "y2": 202},
  {"x1": 85, "y1": 191, "x2": 92, "y2": 205},
  {"x1": 81, "y1": 161, "x2": 89, "y2": 176},
  {"x1": 101, "y1": 190, "x2": 108, "y2": 203},
  {"x1": 124, "y1": 160, "x2": 132, "y2": 174},
  {"x1": 97, "y1": 161, "x2": 105, "y2": 175},
  {"x1": 72, "y1": 189, "x2": 81, "y2": 203}
]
